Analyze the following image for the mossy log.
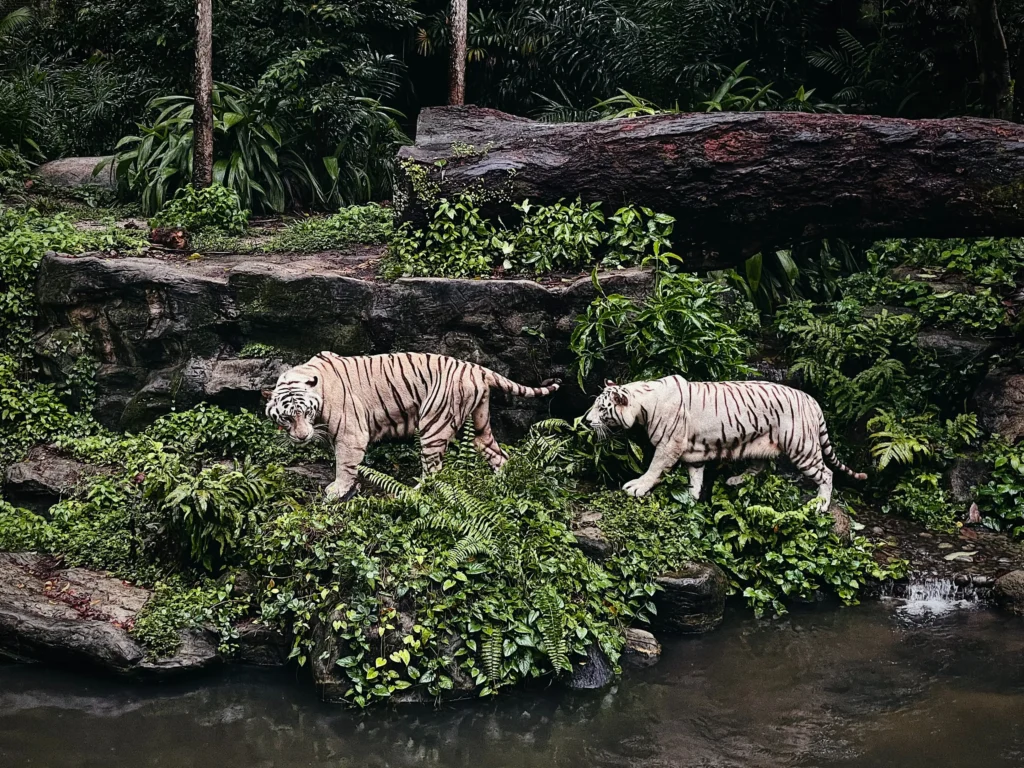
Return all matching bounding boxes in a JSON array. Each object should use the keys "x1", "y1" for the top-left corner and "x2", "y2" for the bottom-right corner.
[{"x1": 397, "y1": 106, "x2": 1024, "y2": 261}]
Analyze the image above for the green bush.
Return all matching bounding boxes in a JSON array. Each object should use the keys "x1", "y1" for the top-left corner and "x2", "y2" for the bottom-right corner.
[
  {"x1": 571, "y1": 270, "x2": 759, "y2": 387},
  {"x1": 250, "y1": 432, "x2": 632, "y2": 705},
  {"x1": 385, "y1": 195, "x2": 504, "y2": 278},
  {"x1": 384, "y1": 198, "x2": 680, "y2": 278},
  {"x1": 149, "y1": 183, "x2": 249, "y2": 233},
  {"x1": 869, "y1": 238, "x2": 1024, "y2": 289},
  {"x1": 142, "y1": 456, "x2": 286, "y2": 572},
  {"x1": 0, "y1": 208, "x2": 145, "y2": 352},
  {"x1": 104, "y1": 82, "x2": 406, "y2": 214},
  {"x1": 600, "y1": 470, "x2": 905, "y2": 618},
  {"x1": 129, "y1": 579, "x2": 240, "y2": 660},
  {"x1": 977, "y1": 439, "x2": 1024, "y2": 538},
  {"x1": 0, "y1": 501, "x2": 49, "y2": 551},
  {"x1": 267, "y1": 204, "x2": 393, "y2": 250},
  {"x1": 510, "y1": 198, "x2": 605, "y2": 272}
]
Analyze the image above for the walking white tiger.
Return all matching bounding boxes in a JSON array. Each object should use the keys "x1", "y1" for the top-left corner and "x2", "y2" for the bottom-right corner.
[
  {"x1": 584, "y1": 376, "x2": 866, "y2": 508},
  {"x1": 263, "y1": 352, "x2": 560, "y2": 500}
]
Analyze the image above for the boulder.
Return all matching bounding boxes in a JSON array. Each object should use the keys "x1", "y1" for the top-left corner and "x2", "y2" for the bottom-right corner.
[
  {"x1": 565, "y1": 643, "x2": 615, "y2": 690},
  {"x1": 0, "y1": 552, "x2": 218, "y2": 676},
  {"x1": 972, "y1": 371, "x2": 1024, "y2": 443},
  {"x1": 573, "y1": 526, "x2": 612, "y2": 561},
  {"x1": 180, "y1": 356, "x2": 289, "y2": 413},
  {"x1": 947, "y1": 456, "x2": 989, "y2": 504},
  {"x1": 233, "y1": 622, "x2": 288, "y2": 666},
  {"x1": 992, "y1": 570, "x2": 1024, "y2": 615},
  {"x1": 35, "y1": 157, "x2": 115, "y2": 190},
  {"x1": 651, "y1": 562, "x2": 728, "y2": 634},
  {"x1": 915, "y1": 330, "x2": 998, "y2": 369},
  {"x1": 3, "y1": 445, "x2": 105, "y2": 514},
  {"x1": 36, "y1": 251, "x2": 654, "y2": 437},
  {"x1": 622, "y1": 628, "x2": 661, "y2": 668}
]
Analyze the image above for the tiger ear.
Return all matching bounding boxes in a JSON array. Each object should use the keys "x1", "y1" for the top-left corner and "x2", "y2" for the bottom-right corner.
[
  {"x1": 306, "y1": 376, "x2": 319, "y2": 387},
  {"x1": 604, "y1": 379, "x2": 616, "y2": 388},
  {"x1": 612, "y1": 390, "x2": 629, "y2": 407},
  {"x1": 260, "y1": 389, "x2": 273, "y2": 401}
]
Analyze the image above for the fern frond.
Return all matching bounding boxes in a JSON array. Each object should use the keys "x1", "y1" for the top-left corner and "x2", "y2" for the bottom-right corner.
[
  {"x1": 482, "y1": 629, "x2": 503, "y2": 681},
  {"x1": 357, "y1": 465, "x2": 419, "y2": 501},
  {"x1": 535, "y1": 588, "x2": 570, "y2": 673}
]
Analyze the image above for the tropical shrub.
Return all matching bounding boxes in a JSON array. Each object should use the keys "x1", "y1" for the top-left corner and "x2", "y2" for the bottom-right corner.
[
  {"x1": 267, "y1": 204, "x2": 394, "y2": 250},
  {"x1": 571, "y1": 270, "x2": 759, "y2": 387},
  {"x1": 149, "y1": 183, "x2": 249, "y2": 233},
  {"x1": 511, "y1": 198, "x2": 605, "y2": 272},
  {"x1": 104, "y1": 81, "x2": 407, "y2": 214},
  {"x1": 386, "y1": 195, "x2": 505, "y2": 278}
]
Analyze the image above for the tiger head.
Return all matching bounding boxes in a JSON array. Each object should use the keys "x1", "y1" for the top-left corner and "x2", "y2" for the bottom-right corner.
[
  {"x1": 584, "y1": 380, "x2": 636, "y2": 440},
  {"x1": 263, "y1": 369, "x2": 323, "y2": 444}
]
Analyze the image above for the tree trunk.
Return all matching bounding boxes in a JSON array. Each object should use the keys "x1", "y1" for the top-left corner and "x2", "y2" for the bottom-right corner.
[
  {"x1": 447, "y1": 0, "x2": 467, "y2": 106},
  {"x1": 971, "y1": 0, "x2": 1014, "y2": 121},
  {"x1": 192, "y1": 0, "x2": 214, "y2": 188},
  {"x1": 397, "y1": 106, "x2": 1024, "y2": 264}
]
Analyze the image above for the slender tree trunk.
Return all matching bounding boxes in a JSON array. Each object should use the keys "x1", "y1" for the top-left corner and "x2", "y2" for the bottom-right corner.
[
  {"x1": 1014, "y1": 36, "x2": 1024, "y2": 121},
  {"x1": 971, "y1": 0, "x2": 1013, "y2": 121},
  {"x1": 193, "y1": 0, "x2": 214, "y2": 188},
  {"x1": 448, "y1": 0, "x2": 467, "y2": 105}
]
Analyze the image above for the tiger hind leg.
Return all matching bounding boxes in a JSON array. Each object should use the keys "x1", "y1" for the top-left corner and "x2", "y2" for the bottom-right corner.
[
  {"x1": 419, "y1": 418, "x2": 457, "y2": 475},
  {"x1": 471, "y1": 396, "x2": 508, "y2": 471},
  {"x1": 791, "y1": 453, "x2": 833, "y2": 511}
]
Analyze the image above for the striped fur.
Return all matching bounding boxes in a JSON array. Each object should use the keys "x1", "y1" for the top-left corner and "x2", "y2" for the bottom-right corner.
[
  {"x1": 265, "y1": 352, "x2": 560, "y2": 500},
  {"x1": 584, "y1": 376, "x2": 866, "y2": 508}
]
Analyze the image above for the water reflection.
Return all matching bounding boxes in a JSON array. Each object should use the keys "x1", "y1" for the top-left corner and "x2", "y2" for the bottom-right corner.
[{"x1": 2, "y1": 601, "x2": 1024, "y2": 768}]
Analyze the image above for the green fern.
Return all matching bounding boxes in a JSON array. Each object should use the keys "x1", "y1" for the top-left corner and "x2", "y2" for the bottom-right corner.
[
  {"x1": 357, "y1": 465, "x2": 420, "y2": 501},
  {"x1": 482, "y1": 628, "x2": 503, "y2": 681},
  {"x1": 867, "y1": 410, "x2": 934, "y2": 470},
  {"x1": 535, "y1": 588, "x2": 570, "y2": 673}
]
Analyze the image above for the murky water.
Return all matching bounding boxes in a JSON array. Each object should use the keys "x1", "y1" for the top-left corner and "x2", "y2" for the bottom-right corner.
[{"x1": 3, "y1": 596, "x2": 1024, "y2": 768}]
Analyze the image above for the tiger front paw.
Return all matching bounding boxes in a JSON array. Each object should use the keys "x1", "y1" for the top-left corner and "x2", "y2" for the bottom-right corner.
[
  {"x1": 325, "y1": 481, "x2": 357, "y2": 502},
  {"x1": 622, "y1": 478, "x2": 654, "y2": 497}
]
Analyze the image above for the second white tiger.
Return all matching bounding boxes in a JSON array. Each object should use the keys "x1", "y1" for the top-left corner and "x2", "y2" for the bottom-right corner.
[{"x1": 584, "y1": 376, "x2": 867, "y2": 508}]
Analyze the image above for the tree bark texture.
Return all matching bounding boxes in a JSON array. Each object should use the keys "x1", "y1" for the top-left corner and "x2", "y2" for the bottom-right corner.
[
  {"x1": 447, "y1": 0, "x2": 467, "y2": 105},
  {"x1": 971, "y1": 0, "x2": 1014, "y2": 121},
  {"x1": 397, "y1": 106, "x2": 1024, "y2": 261},
  {"x1": 192, "y1": 0, "x2": 214, "y2": 188}
]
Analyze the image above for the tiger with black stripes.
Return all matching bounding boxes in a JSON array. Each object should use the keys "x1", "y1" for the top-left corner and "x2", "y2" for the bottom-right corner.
[
  {"x1": 584, "y1": 376, "x2": 866, "y2": 508},
  {"x1": 264, "y1": 352, "x2": 561, "y2": 500}
]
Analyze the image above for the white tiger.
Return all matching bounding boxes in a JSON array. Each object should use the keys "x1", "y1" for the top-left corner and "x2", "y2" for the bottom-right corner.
[
  {"x1": 264, "y1": 351, "x2": 560, "y2": 501},
  {"x1": 584, "y1": 376, "x2": 866, "y2": 508}
]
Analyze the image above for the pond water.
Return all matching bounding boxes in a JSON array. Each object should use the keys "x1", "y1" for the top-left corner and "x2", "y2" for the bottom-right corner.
[{"x1": 3, "y1": 594, "x2": 1024, "y2": 768}]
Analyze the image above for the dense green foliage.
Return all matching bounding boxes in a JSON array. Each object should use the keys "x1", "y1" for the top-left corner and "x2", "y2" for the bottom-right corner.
[
  {"x1": 385, "y1": 197, "x2": 677, "y2": 278},
  {"x1": 149, "y1": 183, "x2": 249, "y2": 233},
  {"x1": 572, "y1": 269, "x2": 759, "y2": 387},
  {"x1": 266, "y1": 204, "x2": 393, "y2": 250},
  {"x1": 9, "y1": 1, "x2": 1023, "y2": 215}
]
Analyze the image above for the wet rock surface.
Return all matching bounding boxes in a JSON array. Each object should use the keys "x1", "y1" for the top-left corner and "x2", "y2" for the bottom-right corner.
[
  {"x1": 947, "y1": 456, "x2": 989, "y2": 504},
  {"x1": 992, "y1": 570, "x2": 1024, "y2": 615},
  {"x1": 652, "y1": 562, "x2": 728, "y2": 634},
  {"x1": 622, "y1": 628, "x2": 661, "y2": 668},
  {"x1": 566, "y1": 643, "x2": 615, "y2": 690},
  {"x1": 972, "y1": 370, "x2": 1024, "y2": 444},
  {"x1": 0, "y1": 552, "x2": 217, "y2": 675},
  {"x1": 860, "y1": 507, "x2": 1024, "y2": 600},
  {"x1": 3, "y1": 445, "x2": 106, "y2": 513},
  {"x1": 37, "y1": 251, "x2": 653, "y2": 437}
]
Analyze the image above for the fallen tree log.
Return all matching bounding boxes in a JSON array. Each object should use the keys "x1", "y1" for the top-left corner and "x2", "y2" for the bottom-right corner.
[{"x1": 396, "y1": 106, "x2": 1024, "y2": 262}]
